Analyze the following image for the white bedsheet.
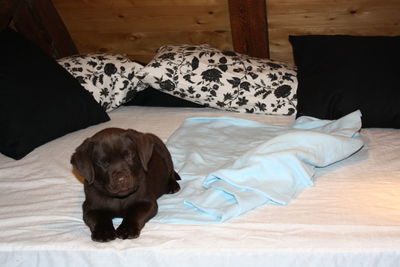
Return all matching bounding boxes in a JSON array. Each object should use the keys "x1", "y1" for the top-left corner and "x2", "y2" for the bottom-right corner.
[{"x1": 0, "y1": 106, "x2": 399, "y2": 267}]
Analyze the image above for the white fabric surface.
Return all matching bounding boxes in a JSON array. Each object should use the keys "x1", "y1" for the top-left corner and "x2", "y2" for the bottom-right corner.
[{"x1": 0, "y1": 106, "x2": 399, "y2": 267}]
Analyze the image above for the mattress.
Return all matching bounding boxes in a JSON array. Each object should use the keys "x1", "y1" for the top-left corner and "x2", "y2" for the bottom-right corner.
[{"x1": 0, "y1": 106, "x2": 399, "y2": 267}]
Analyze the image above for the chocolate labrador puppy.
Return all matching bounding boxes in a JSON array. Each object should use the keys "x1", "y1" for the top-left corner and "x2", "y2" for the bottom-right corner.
[{"x1": 71, "y1": 128, "x2": 180, "y2": 242}]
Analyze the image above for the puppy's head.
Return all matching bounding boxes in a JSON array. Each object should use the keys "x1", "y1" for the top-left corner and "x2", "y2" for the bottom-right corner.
[{"x1": 71, "y1": 128, "x2": 154, "y2": 197}]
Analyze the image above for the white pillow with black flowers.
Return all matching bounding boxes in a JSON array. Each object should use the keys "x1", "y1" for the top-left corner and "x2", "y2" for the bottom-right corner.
[
  {"x1": 58, "y1": 54, "x2": 147, "y2": 112},
  {"x1": 137, "y1": 44, "x2": 298, "y2": 115}
]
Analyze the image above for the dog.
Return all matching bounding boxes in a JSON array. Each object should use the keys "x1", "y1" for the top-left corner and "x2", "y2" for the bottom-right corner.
[{"x1": 70, "y1": 127, "x2": 180, "y2": 242}]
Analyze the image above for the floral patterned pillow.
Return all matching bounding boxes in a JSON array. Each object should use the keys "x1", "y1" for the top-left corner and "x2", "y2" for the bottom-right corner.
[
  {"x1": 137, "y1": 44, "x2": 298, "y2": 115},
  {"x1": 58, "y1": 54, "x2": 147, "y2": 112}
]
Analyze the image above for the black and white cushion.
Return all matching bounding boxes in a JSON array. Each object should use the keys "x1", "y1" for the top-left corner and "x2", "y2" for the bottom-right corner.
[
  {"x1": 137, "y1": 44, "x2": 298, "y2": 115},
  {"x1": 58, "y1": 54, "x2": 147, "y2": 112}
]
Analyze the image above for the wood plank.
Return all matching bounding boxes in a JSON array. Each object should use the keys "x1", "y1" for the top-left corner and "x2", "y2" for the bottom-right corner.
[
  {"x1": 54, "y1": 0, "x2": 233, "y2": 62},
  {"x1": 74, "y1": 30, "x2": 233, "y2": 63},
  {"x1": 12, "y1": 0, "x2": 78, "y2": 58},
  {"x1": 0, "y1": 0, "x2": 21, "y2": 30},
  {"x1": 55, "y1": 0, "x2": 223, "y2": 8},
  {"x1": 228, "y1": 0, "x2": 269, "y2": 58},
  {"x1": 267, "y1": 0, "x2": 400, "y2": 63},
  {"x1": 52, "y1": 0, "x2": 400, "y2": 64},
  {"x1": 56, "y1": 6, "x2": 230, "y2": 32}
]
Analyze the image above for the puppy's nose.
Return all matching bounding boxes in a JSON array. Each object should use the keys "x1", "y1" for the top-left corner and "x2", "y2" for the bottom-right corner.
[
  {"x1": 117, "y1": 176, "x2": 126, "y2": 183},
  {"x1": 113, "y1": 172, "x2": 128, "y2": 183}
]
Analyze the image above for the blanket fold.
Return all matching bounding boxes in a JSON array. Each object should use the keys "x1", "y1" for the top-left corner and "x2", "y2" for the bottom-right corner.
[{"x1": 151, "y1": 111, "x2": 363, "y2": 224}]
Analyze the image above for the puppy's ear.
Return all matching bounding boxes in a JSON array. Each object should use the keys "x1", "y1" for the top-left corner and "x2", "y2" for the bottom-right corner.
[
  {"x1": 71, "y1": 138, "x2": 95, "y2": 184},
  {"x1": 125, "y1": 130, "x2": 154, "y2": 172}
]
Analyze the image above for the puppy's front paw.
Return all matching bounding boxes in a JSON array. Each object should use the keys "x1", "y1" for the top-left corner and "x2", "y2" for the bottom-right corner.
[
  {"x1": 91, "y1": 228, "x2": 116, "y2": 242},
  {"x1": 116, "y1": 224, "x2": 141, "y2": 239}
]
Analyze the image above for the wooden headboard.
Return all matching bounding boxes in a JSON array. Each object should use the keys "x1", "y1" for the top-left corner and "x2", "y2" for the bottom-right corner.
[{"x1": 2, "y1": 0, "x2": 400, "y2": 63}]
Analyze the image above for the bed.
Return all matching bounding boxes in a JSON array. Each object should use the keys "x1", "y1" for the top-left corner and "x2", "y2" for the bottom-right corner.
[{"x1": 1, "y1": 0, "x2": 400, "y2": 266}]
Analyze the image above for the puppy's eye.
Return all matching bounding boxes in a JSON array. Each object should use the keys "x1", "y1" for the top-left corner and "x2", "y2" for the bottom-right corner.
[
  {"x1": 97, "y1": 158, "x2": 110, "y2": 168},
  {"x1": 123, "y1": 151, "x2": 134, "y2": 161}
]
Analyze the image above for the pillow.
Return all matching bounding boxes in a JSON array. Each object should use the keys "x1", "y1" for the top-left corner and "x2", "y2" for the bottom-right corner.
[
  {"x1": 289, "y1": 35, "x2": 400, "y2": 128},
  {"x1": 0, "y1": 28, "x2": 110, "y2": 160},
  {"x1": 124, "y1": 86, "x2": 205, "y2": 107},
  {"x1": 137, "y1": 44, "x2": 298, "y2": 115},
  {"x1": 57, "y1": 54, "x2": 147, "y2": 112}
]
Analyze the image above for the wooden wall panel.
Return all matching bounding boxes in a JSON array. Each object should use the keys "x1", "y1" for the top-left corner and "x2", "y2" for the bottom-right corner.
[
  {"x1": 12, "y1": 0, "x2": 78, "y2": 58},
  {"x1": 267, "y1": 0, "x2": 400, "y2": 63},
  {"x1": 53, "y1": 0, "x2": 400, "y2": 64},
  {"x1": 0, "y1": 0, "x2": 21, "y2": 30},
  {"x1": 53, "y1": 0, "x2": 233, "y2": 63},
  {"x1": 228, "y1": 0, "x2": 269, "y2": 58}
]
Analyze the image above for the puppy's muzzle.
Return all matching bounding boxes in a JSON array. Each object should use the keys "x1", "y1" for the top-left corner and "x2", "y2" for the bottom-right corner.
[
  {"x1": 114, "y1": 171, "x2": 129, "y2": 187},
  {"x1": 109, "y1": 170, "x2": 135, "y2": 195}
]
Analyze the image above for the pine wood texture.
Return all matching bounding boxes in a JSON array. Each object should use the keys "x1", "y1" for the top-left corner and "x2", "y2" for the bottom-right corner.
[
  {"x1": 0, "y1": 0, "x2": 21, "y2": 30},
  {"x1": 52, "y1": 0, "x2": 400, "y2": 64},
  {"x1": 228, "y1": 0, "x2": 269, "y2": 58},
  {"x1": 267, "y1": 0, "x2": 400, "y2": 63},
  {"x1": 1, "y1": 0, "x2": 78, "y2": 58},
  {"x1": 12, "y1": 0, "x2": 78, "y2": 58},
  {"x1": 53, "y1": 0, "x2": 233, "y2": 63}
]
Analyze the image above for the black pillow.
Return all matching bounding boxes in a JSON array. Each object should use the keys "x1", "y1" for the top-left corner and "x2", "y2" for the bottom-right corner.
[
  {"x1": 124, "y1": 86, "x2": 205, "y2": 108},
  {"x1": 289, "y1": 35, "x2": 400, "y2": 128},
  {"x1": 0, "y1": 28, "x2": 110, "y2": 159}
]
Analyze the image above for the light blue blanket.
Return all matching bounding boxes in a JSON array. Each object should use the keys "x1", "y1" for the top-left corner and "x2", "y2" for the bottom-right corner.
[{"x1": 151, "y1": 111, "x2": 364, "y2": 224}]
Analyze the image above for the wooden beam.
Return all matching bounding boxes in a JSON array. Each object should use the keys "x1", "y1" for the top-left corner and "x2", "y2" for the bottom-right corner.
[
  {"x1": 228, "y1": 0, "x2": 270, "y2": 58},
  {"x1": 12, "y1": 0, "x2": 78, "y2": 58},
  {"x1": 0, "y1": 0, "x2": 21, "y2": 30}
]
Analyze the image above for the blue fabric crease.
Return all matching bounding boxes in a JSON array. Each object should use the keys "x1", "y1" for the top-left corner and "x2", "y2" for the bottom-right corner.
[{"x1": 150, "y1": 110, "x2": 364, "y2": 224}]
